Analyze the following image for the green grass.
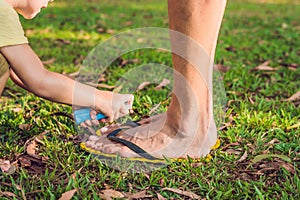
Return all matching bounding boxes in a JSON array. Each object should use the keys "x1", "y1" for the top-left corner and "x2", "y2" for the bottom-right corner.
[{"x1": 1, "y1": 0, "x2": 299, "y2": 199}]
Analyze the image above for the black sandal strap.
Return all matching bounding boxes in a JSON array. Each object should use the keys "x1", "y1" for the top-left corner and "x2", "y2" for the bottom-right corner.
[{"x1": 107, "y1": 129, "x2": 163, "y2": 161}]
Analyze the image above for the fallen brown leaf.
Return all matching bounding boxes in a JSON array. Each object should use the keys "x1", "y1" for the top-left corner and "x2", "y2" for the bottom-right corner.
[
  {"x1": 248, "y1": 96, "x2": 255, "y2": 105},
  {"x1": 162, "y1": 188, "x2": 200, "y2": 199},
  {"x1": 281, "y1": 163, "x2": 296, "y2": 174},
  {"x1": 19, "y1": 124, "x2": 32, "y2": 131},
  {"x1": 64, "y1": 71, "x2": 80, "y2": 79},
  {"x1": 157, "y1": 193, "x2": 166, "y2": 200},
  {"x1": 149, "y1": 103, "x2": 161, "y2": 115},
  {"x1": 0, "y1": 159, "x2": 11, "y2": 172},
  {"x1": 225, "y1": 149, "x2": 241, "y2": 155},
  {"x1": 155, "y1": 78, "x2": 171, "y2": 90},
  {"x1": 126, "y1": 190, "x2": 152, "y2": 200},
  {"x1": 252, "y1": 61, "x2": 279, "y2": 71},
  {"x1": 123, "y1": 21, "x2": 133, "y2": 26},
  {"x1": 0, "y1": 191, "x2": 17, "y2": 198},
  {"x1": 267, "y1": 138, "x2": 280, "y2": 145},
  {"x1": 71, "y1": 167, "x2": 83, "y2": 180},
  {"x1": 106, "y1": 29, "x2": 116, "y2": 34},
  {"x1": 86, "y1": 82, "x2": 116, "y2": 90},
  {"x1": 284, "y1": 91, "x2": 300, "y2": 102},
  {"x1": 18, "y1": 154, "x2": 46, "y2": 174},
  {"x1": 73, "y1": 55, "x2": 84, "y2": 65},
  {"x1": 57, "y1": 39, "x2": 71, "y2": 45},
  {"x1": 97, "y1": 27, "x2": 105, "y2": 33},
  {"x1": 58, "y1": 189, "x2": 77, "y2": 200},
  {"x1": 238, "y1": 150, "x2": 248, "y2": 162},
  {"x1": 118, "y1": 57, "x2": 139, "y2": 67},
  {"x1": 18, "y1": 156, "x2": 32, "y2": 167},
  {"x1": 113, "y1": 85, "x2": 123, "y2": 93},
  {"x1": 12, "y1": 107, "x2": 22, "y2": 113},
  {"x1": 253, "y1": 65, "x2": 279, "y2": 71},
  {"x1": 215, "y1": 64, "x2": 230, "y2": 73},
  {"x1": 26, "y1": 139, "x2": 37, "y2": 155},
  {"x1": 225, "y1": 46, "x2": 237, "y2": 52},
  {"x1": 137, "y1": 81, "x2": 151, "y2": 91},
  {"x1": 100, "y1": 189, "x2": 124, "y2": 199},
  {"x1": 42, "y1": 58, "x2": 56, "y2": 65},
  {"x1": 220, "y1": 142, "x2": 240, "y2": 150}
]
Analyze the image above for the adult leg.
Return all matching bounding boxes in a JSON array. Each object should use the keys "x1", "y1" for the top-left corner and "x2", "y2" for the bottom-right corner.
[{"x1": 85, "y1": 0, "x2": 227, "y2": 158}]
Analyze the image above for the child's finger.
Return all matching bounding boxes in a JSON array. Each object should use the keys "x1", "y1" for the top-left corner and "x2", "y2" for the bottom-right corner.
[
  {"x1": 90, "y1": 109, "x2": 97, "y2": 120},
  {"x1": 79, "y1": 122, "x2": 87, "y2": 128},
  {"x1": 84, "y1": 120, "x2": 92, "y2": 127},
  {"x1": 91, "y1": 119, "x2": 99, "y2": 126}
]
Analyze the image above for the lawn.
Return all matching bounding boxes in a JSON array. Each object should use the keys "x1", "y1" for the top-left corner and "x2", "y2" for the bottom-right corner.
[{"x1": 0, "y1": 0, "x2": 299, "y2": 199}]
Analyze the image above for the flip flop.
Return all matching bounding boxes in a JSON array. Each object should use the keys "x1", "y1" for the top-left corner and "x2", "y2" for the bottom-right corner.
[
  {"x1": 80, "y1": 120, "x2": 166, "y2": 165},
  {"x1": 80, "y1": 121, "x2": 221, "y2": 164}
]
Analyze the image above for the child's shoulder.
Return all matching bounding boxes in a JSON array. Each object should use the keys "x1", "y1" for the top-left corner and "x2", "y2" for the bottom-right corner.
[
  {"x1": 0, "y1": 0, "x2": 18, "y2": 16},
  {"x1": 0, "y1": 0, "x2": 13, "y2": 9}
]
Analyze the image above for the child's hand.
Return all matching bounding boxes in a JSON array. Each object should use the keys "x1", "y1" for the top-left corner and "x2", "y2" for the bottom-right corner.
[
  {"x1": 78, "y1": 109, "x2": 101, "y2": 128},
  {"x1": 94, "y1": 92, "x2": 134, "y2": 123},
  {"x1": 74, "y1": 93, "x2": 134, "y2": 127}
]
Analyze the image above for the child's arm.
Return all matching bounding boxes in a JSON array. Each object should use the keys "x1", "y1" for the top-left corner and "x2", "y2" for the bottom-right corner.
[
  {"x1": 9, "y1": 68, "x2": 29, "y2": 91},
  {"x1": 0, "y1": 44, "x2": 133, "y2": 122}
]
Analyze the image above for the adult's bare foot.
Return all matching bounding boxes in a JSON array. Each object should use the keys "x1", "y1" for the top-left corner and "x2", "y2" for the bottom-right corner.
[{"x1": 84, "y1": 107, "x2": 217, "y2": 159}]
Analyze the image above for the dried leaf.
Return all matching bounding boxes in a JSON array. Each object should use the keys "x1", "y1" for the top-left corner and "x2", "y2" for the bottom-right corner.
[
  {"x1": 100, "y1": 189, "x2": 124, "y2": 199},
  {"x1": 252, "y1": 61, "x2": 279, "y2": 71},
  {"x1": 18, "y1": 154, "x2": 46, "y2": 174},
  {"x1": 221, "y1": 142, "x2": 240, "y2": 150},
  {"x1": 123, "y1": 21, "x2": 133, "y2": 26},
  {"x1": 0, "y1": 191, "x2": 17, "y2": 197},
  {"x1": 287, "y1": 121, "x2": 300, "y2": 130},
  {"x1": 86, "y1": 82, "x2": 116, "y2": 90},
  {"x1": 58, "y1": 189, "x2": 77, "y2": 200},
  {"x1": 71, "y1": 167, "x2": 83, "y2": 180},
  {"x1": 98, "y1": 83, "x2": 116, "y2": 89},
  {"x1": 12, "y1": 107, "x2": 22, "y2": 113},
  {"x1": 251, "y1": 154, "x2": 291, "y2": 164},
  {"x1": 73, "y1": 55, "x2": 84, "y2": 65},
  {"x1": 0, "y1": 159, "x2": 11, "y2": 172},
  {"x1": 118, "y1": 58, "x2": 139, "y2": 67},
  {"x1": 42, "y1": 58, "x2": 56, "y2": 65},
  {"x1": 157, "y1": 193, "x2": 166, "y2": 200},
  {"x1": 97, "y1": 27, "x2": 105, "y2": 33},
  {"x1": 19, "y1": 124, "x2": 31, "y2": 130},
  {"x1": 149, "y1": 103, "x2": 161, "y2": 115},
  {"x1": 64, "y1": 71, "x2": 80, "y2": 79},
  {"x1": 284, "y1": 91, "x2": 300, "y2": 102},
  {"x1": 248, "y1": 96, "x2": 255, "y2": 105},
  {"x1": 215, "y1": 64, "x2": 230, "y2": 73},
  {"x1": 155, "y1": 78, "x2": 171, "y2": 90},
  {"x1": 267, "y1": 138, "x2": 280, "y2": 145},
  {"x1": 159, "y1": 178, "x2": 165, "y2": 187},
  {"x1": 57, "y1": 39, "x2": 71, "y2": 44},
  {"x1": 281, "y1": 163, "x2": 295, "y2": 174},
  {"x1": 18, "y1": 156, "x2": 32, "y2": 167},
  {"x1": 254, "y1": 65, "x2": 279, "y2": 71},
  {"x1": 237, "y1": 151, "x2": 248, "y2": 162},
  {"x1": 225, "y1": 149, "x2": 241, "y2": 155},
  {"x1": 113, "y1": 85, "x2": 123, "y2": 93},
  {"x1": 162, "y1": 188, "x2": 200, "y2": 199},
  {"x1": 225, "y1": 46, "x2": 237, "y2": 52},
  {"x1": 137, "y1": 81, "x2": 151, "y2": 91},
  {"x1": 126, "y1": 190, "x2": 152, "y2": 200},
  {"x1": 26, "y1": 140, "x2": 37, "y2": 155},
  {"x1": 106, "y1": 29, "x2": 116, "y2": 34}
]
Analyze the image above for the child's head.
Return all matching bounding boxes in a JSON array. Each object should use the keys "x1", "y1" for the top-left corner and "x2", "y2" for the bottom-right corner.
[{"x1": 13, "y1": 0, "x2": 53, "y2": 19}]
